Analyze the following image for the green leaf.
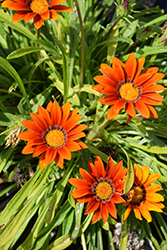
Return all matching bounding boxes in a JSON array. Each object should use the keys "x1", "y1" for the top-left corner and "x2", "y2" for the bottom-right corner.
[
  {"x1": 71, "y1": 202, "x2": 84, "y2": 239},
  {"x1": 129, "y1": 143, "x2": 167, "y2": 154},
  {"x1": 0, "y1": 57, "x2": 31, "y2": 110},
  {"x1": 142, "y1": 14, "x2": 167, "y2": 28},
  {"x1": 0, "y1": 147, "x2": 14, "y2": 173},
  {"x1": 62, "y1": 210, "x2": 75, "y2": 236},
  {"x1": 7, "y1": 46, "x2": 42, "y2": 59},
  {"x1": 0, "y1": 168, "x2": 41, "y2": 225},
  {"x1": 0, "y1": 10, "x2": 36, "y2": 40},
  {"x1": 32, "y1": 39, "x2": 61, "y2": 58},
  {"x1": 47, "y1": 235, "x2": 72, "y2": 250},
  {"x1": 120, "y1": 147, "x2": 134, "y2": 194}
]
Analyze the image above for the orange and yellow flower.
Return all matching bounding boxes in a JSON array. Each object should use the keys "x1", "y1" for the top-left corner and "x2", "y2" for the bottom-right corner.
[
  {"x1": 123, "y1": 164, "x2": 164, "y2": 223},
  {"x1": 17, "y1": 101, "x2": 87, "y2": 170},
  {"x1": 69, "y1": 156, "x2": 128, "y2": 224},
  {"x1": 2, "y1": 0, "x2": 73, "y2": 29},
  {"x1": 93, "y1": 53, "x2": 165, "y2": 123}
]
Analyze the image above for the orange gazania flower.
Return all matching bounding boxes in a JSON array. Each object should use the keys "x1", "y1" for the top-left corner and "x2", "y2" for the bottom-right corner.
[
  {"x1": 2, "y1": 0, "x2": 73, "y2": 29},
  {"x1": 17, "y1": 101, "x2": 87, "y2": 170},
  {"x1": 69, "y1": 156, "x2": 128, "y2": 224},
  {"x1": 93, "y1": 53, "x2": 165, "y2": 123},
  {"x1": 123, "y1": 164, "x2": 164, "y2": 223}
]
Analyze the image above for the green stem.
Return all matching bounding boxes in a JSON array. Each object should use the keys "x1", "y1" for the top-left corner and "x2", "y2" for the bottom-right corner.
[
  {"x1": 81, "y1": 233, "x2": 87, "y2": 250},
  {"x1": 119, "y1": 219, "x2": 128, "y2": 250},
  {"x1": 0, "y1": 89, "x2": 22, "y2": 98},
  {"x1": 74, "y1": 0, "x2": 85, "y2": 89},
  {"x1": 37, "y1": 29, "x2": 45, "y2": 78}
]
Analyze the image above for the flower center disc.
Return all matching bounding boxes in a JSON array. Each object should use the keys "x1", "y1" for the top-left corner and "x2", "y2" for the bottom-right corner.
[
  {"x1": 96, "y1": 182, "x2": 112, "y2": 200},
  {"x1": 132, "y1": 186, "x2": 144, "y2": 204},
  {"x1": 45, "y1": 129, "x2": 65, "y2": 149},
  {"x1": 30, "y1": 0, "x2": 49, "y2": 14},
  {"x1": 119, "y1": 83, "x2": 139, "y2": 101}
]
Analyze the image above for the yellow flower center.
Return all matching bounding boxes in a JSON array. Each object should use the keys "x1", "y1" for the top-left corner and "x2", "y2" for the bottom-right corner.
[
  {"x1": 96, "y1": 182, "x2": 112, "y2": 200},
  {"x1": 132, "y1": 186, "x2": 144, "y2": 204},
  {"x1": 119, "y1": 83, "x2": 139, "y2": 101},
  {"x1": 45, "y1": 129, "x2": 65, "y2": 148},
  {"x1": 30, "y1": 0, "x2": 49, "y2": 14}
]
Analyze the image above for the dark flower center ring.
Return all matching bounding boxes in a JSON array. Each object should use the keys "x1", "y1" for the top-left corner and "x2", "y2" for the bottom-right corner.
[
  {"x1": 92, "y1": 177, "x2": 114, "y2": 203},
  {"x1": 42, "y1": 125, "x2": 67, "y2": 149},
  {"x1": 131, "y1": 185, "x2": 146, "y2": 206}
]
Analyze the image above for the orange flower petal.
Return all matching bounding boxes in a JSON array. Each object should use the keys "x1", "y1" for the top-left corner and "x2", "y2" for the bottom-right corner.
[
  {"x1": 46, "y1": 101, "x2": 53, "y2": 113},
  {"x1": 138, "y1": 205, "x2": 152, "y2": 222},
  {"x1": 125, "y1": 53, "x2": 137, "y2": 80},
  {"x1": 111, "y1": 57, "x2": 125, "y2": 82},
  {"x1": 134, "y1": 57, "x2": 145, "y2": 81},
  {"x1": 68, "y1": 178, "x2": 88, "y2": 188},
  {"x1": 72, "y1": 188, "x2": 92, "y2": 198},
  {"x1": 134, "y1": 164, "x2": 143, "y2": 184},
  {"x1": 52, "y1": 5, "x2": 73, "y2": 12},
  {"x1": 30, "y1": 113, "x2": 48, "y2": 131},
  {"x1": 94, "y1": 155, "x2": 106, "y2": 178},
  {"x1": 100, "y1": 64, "x2": 119, "y2": 83},
  {"x1": 39, "y1": 152, "x2": 47, "y2": 170},
  {"x1": 22, "y1": 120, "x2": 42, "y2": 134},
  {"x1": 146, "y1": 193, "x2": 164, "y2": 202},
  {"x1": 101, "y1": 203, "x2": 109, "y2": 224},
  {"x1": 142, "y1": 92, "x2": 163, "y2": 102},
  {"x1": 24, "y1": 12, "x2": 37, "y2": 22},
  {"x1": 33, "y1": 15, "x2": 44, "y2": 29},
  {"x1": 58, "y1": 146, "x2": 71, "y2": 160},
  {"x1": 64, "y1": 114, "x2": 82, "y2": 133},
  {"x1": 110, "y1": 194, "x2": 125, "y2": 204},
  {"x1": 49, "y1": 9, "x2": 58, "y2": 19},
  {"x1": 41, "y1": 9, "x2": 50, "y2": 20},
  {"x1": 51, "y1": 101, "x2": 61, "y2": 126},
  {"x1": 146, "y1": 184, "x2": 163, "y2": 193},
  {"x1": 99, "y1": 95, "x2": 118, "y2": 105},
  {"x1": 17, "y1": 131, "x2": 36, "y2": 141},
  {"x1": 133, "y1": 206, "x2": 142, "y2": 220},
  {"x1": 68, "y1": 132, "x2": 86, "y2": 141},
  {"x1": 143, "y1": 173, "x2": 161, "y2": 187},
  {"x1": 32, "y1": 144, "x2": 47, "y2": 157},
  {"x1": 22, "y1": 144, "x2": 35, "y2": 154},
  {"x1": 107, "y1": 106, "x2": 119, "y2": 120},
  {"x1": 85, "y1": 198, "x2": 100, "y2": 214},
  {"x1": 92, "y1": 207, "x2": 101, "y2": 224},
  {"x1": 12, "y1": 11, "x2": 28, "y2": 21},
  {"x1": 93, "y1": 75, "x2": 117, "y2": 87},
  {"x1": 147, "y1": 105, "x2": 158, "y2": 118},
  {"x1": 107, "y1": 202, "x2": 117, "y2": 219},
  {"x1": 79, "y1": 168, "x2": 96, "y2": 184},
  {"x1": 125, "y1": 101, "x2": 136, "y2": 118},
  {"x1": 54, "y1": 153, "x2": 64, "y2": 169},
  {"x1": 141, "y1": 73, "x2": 165, "y2": 89},
  {"x1": 113, "y1": 99, "x2": 126, "y2": 113},
  {"x1": 141, "y1": 165, "x2": 149, "y2": 184},
  {"x1": 140, "y1": 96, "x2": 162, "y2": 106},
  {"x1": 65, "y1": 141, "x2": 81, "y2": 152},
  {"x1": 51, "y1": 0, "x2": 67, "y2": 6},
  {"x1": 38, "y1": 105, "x2": 52, "y2": 126},
  {"x1": 45, "y1": 147, "x2": 57, "y2": 164},
  {"x1": 142, "y1": 84, "x2": 165, "y2": 93},
  {"x1": 143, "y1": 200, "x2": 163, "y2": 212},
  {"x1": 76, "y1": 141, "x2": 88, "y2": 149},
  {"x1": 134, "y1": 99, "x2": 150, "y2": 118},
  {"x1": 123, "y1": 204, "x2": 132, "y2": 222},
  {"x1": 60, "y1": 102, "x2": 71, "y2": 127}
]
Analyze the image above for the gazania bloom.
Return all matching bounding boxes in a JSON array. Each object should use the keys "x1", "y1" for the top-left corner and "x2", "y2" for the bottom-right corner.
[
  {"x1": 17, "y1": 101, "x2": 87, "y2": 170},
  {"x1": 123, "y1": 164, "x2": 164, "y2": 223},
  {"x1": 93, "y1": 53, "x2": 165, "y2": 123},
  {"x1": 69, "y1": 156, "x2": 128, "y2": 224},
  {"x1": 2, "y1": 0, "x2": 73, "y2": 29}
]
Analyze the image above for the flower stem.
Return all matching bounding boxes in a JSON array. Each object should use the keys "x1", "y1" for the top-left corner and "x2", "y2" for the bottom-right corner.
[
  {"x1": 36, "y1": 29, "x2": 45, "y2": 79},
  {"x1": 119, "y1": 219, "x2": 128, "y2": 250},
  {"x1": 74, "y1": 0, "x2": 85, "y2": 89}
]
